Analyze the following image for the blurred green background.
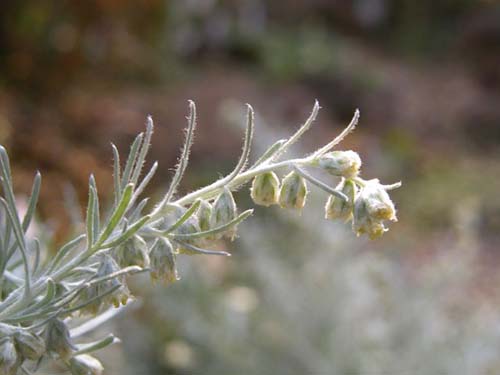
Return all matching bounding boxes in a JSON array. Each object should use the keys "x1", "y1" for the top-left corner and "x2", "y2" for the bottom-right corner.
[{"x1": 1, "y1": 0, "x2": 500, "y2": 374}]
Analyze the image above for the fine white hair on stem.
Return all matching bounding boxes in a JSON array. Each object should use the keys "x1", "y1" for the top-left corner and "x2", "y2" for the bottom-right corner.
[
  {"x1": 230, "y1": 103, "x2": 255, "y2": 177},
  {"x1": 130, "y1": 116, "x2": 154, "y2": 186},
  {"x1": 166, "y1": 104, "x2": 255, "y2": 207},
  {"x1": 208, "y1": 103, "x2": 255, "y2": 183},
  {"x1": 120, "y1": 132, "x2": 144, "y2": 190},
  {"x1": 111, "y1": 143, "x2": 121, "y2": 205},
  {"x1": 163, "y1": 100, "x2": 197, "y2": 204}
]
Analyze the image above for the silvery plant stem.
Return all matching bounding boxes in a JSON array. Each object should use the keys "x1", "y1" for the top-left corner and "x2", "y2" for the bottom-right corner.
[{"x1": 0, "y1": 99, "x2": 400, "y2": 375}]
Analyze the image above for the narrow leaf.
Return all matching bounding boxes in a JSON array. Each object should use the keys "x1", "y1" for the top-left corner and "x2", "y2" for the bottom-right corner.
[
  {"x1": 225, "y1": 104, "x2": 254, "y2": 180},
  {"x1": 48, "y1": 234, "x2": 86, "y2": 273},
  {"x1": 128, "y1": 198, "x2": 149, "y2": 222},
  {"x1": 164, "y1": 200, "x2": 201, "y2": 234},
  {"x1": 170, "y1": 209, "x2": 253, "y2": 240},
  {"x1": 21, "y1": 278, "x2": 56, "y2": 315},
  {"x1": 100, "y1": 215, "x2": 151, "y2": 249},
  {"x1": 97, "y1": 183, "x2": 134, "y2": 246},
  {"x1": 252, "y1": 139, "x2": 286, "y2": 167},
  {"x1": 121, "y1": 133, "x2": 144, "y2": 190},
  {"x1": 22, "y1": 171, "x2": 41, "y2": 232},
  {"x1": 312, "y1": 108, "x2": 360, "y2": 158},
  {"x1": 166, "y1": 104, "x2": 254, "y2": 209},
  {"x1": 0, "y1": 198, "x2": 31, "y2": 297},
  {"x1": 273, "y1": 100, "x2": 320, "y2": 161},
  {"x1": 294, "y1": 167, "x2": 348, "y2": 202},
  {"x1": 175, "y1": 241, "x2": 231, "y2": 256},
  {"x1": 111, "y1": 143, "x2": 121, "y2": 205},
  {"x1": 86, "y1": 185, "x2": 97, "y2": 248},
  {"x1": 32, "y1": 238, "x2": 41, "y2": 275},
  {"x1": 0, "y1": 147, "x2": 23, "y2": 236},
  {"x1": 74, "y1": 334, "x2": 120, "y2": 355},
  {"x1": 89, "y1": 176, "x2": 100, "y2": 243},
  {"x1": 62, "y1": 285, "x2": 121, "y2": 315},
  {"x1": 163, "y1": 100, "x2": 197, "y2": 203},
  {"x1": 130, "y1": 161, "x2": 158, "y2": 206},
  {"x1": 130, "y1": 116, "x2": 154, "y2": 185}
]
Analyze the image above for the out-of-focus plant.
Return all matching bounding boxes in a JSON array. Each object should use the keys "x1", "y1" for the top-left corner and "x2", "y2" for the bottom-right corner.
[
  {"x1": 137, "y1": 213, "x2": 494, "y2": 375},
  {"x1": 0, "y1": 100, "x2": 399, "y2": 374}
]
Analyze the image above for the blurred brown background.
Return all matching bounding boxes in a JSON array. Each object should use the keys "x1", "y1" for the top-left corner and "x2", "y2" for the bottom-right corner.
[{"x1": 1, "y1": 1, "x2": 500, "y2": 374}]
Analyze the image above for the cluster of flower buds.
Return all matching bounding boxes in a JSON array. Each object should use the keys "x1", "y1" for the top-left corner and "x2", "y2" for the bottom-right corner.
[
  {"x1": 0, "y1": 323, "x2": 46, "y2": 374},
  {"x1": 248, "y1": 149, "x2": 399, "y2": 239},
  {"x1": 76, "y1": 255, "x2": 132, "y2": 316},
  {"x1": 351, "y1": 179, "x2": 398, "y2": 239},
  {"x1": 250, "y1": 170, "x2": 309, "y2": 210},
  {"x1": 9, "y1": 318, "x2": 104, "y2": 374},
  {"x1": 163, "y1": 188, "x2": 242, "y2": 249},
  {"x1": 92, "y1": 187, "x2": 246, "y2": 289},
  {"x1": 318, "y1": 150, "x2": 398, "y2": 239}
]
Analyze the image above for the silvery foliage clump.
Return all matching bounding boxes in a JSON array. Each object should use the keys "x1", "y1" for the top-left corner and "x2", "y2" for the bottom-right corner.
[{"x1": 0, "y1": 100, "x2": 399, "y2": 374}]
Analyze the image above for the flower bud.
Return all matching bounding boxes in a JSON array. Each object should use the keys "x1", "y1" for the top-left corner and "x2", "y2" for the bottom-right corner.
[
  {"x1": 279, "y1": 171, "x2": 308, "y2": 210},
  {"x1": 317, "y1": 150, "x2": 362, "y2": 178},
  {"x1": 176, "y1": 216, "x2": 201, "y2": 238},
  {"x1": 0, "y1": 338, "x2": 19, "y2": 375},
  {"x1": 78, "y1": 255, "x2": 131, "y2": 315},
  {"x1": 78, "y1": 284, "x2": 102, "y2": 316},
  {"x1": 351, "y1": 180, "x2": 399, "y2": 240},
  {"x1": 196, "y1": 199, "x2": 212, "y2": 232},
  {"x1": 325, "y1": 179, "x2": 357, "y2": 222},
  {"x1": 108, "y1": 284, "x2": 132, "y2": 309},
  {"x1": 210, "y1": 187, "x2": 238, "y2": 239},
  {"x1": 176, "y1": 215, "x2": 204, "y2": 253},
  {"x1": 150, "y1": 238, "x2": 179, "y2": 284},
  {"x1": 352, "y1": 196, "x2": 384, "y2": 239},
  {"x1": 160, "y1": 203, "x2": 206, "y2": 248},
  {"x1": 362, "y1": 180, "x2": 397, "y2": 222},
  {"x1": 14, "y1": 330, "x2": 46, "y2": 361},
  {"x1": 69, "y1": 354, "x2": 104, "y2": 375},
  {"x1": 250, "y1": 172, "x2": 280, "y2": 207},
  {"x1": 98, "y1": 255, "x2": 132, "y2": 308},
  {"x1": 45, "y1": 319, "x2": 75, "y2": 361},
  {"x1": 162, "y1": 204, "x2": 187, "y2": 229},
  {"x1": 115, "y1": 235, "x2": 150, "y2": 268}
]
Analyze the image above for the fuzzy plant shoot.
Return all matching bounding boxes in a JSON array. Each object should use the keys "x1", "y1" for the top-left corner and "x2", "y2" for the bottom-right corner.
[{"x1": 0, "y1": 100, "x2": 400, "y2": 374}]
